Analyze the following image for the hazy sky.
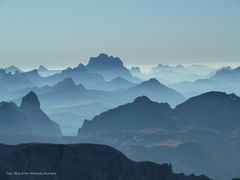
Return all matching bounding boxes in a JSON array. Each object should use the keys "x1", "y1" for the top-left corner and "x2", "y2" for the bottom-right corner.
[{"x1": 0, "y1": 0, "x2": 240, "y2": 69}]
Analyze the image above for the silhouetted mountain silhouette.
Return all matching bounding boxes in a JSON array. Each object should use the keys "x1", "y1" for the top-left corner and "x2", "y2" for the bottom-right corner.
[
  {"x1": 0, "y1": 91, "x2": 61, "y2": 137},
  {"x1": 77, "y1": 92, "x2": 240, "y2": 180},
  {"x1": 4, "y1": 65, "x2": 23, "y2": 74},
  {"x1": 0, "y1": 143, "x2": 210, "y2": 180},
  {"x1": 0, "y1": 101, "x2": 31, "y2": 135},
  {"x1": 175, "y1": 91, "x2": 240, "y2": 130},
  {"x1": 53, "y1": 78, "x2": 86, "y2": 92},
  {"x1": 86, "y1": 53, "x2": 136, "y2": 81},
  {"x1": 37, "y1": 65, "x2": 61, "y2": 77},
  {"x1": 80, "y1": 91, "x2": 240, "y2": 134},
  {"x1": 210, "y1": 66, "x2": 240, "y2": 92},
  {"x1": 21, "y1": 91, "x2": 41, "y2": 108},
  {"x1": 126, "y1": 78, "x2": 185, "y2": 105},
  {"x1": 92, "y1": 76, "x2": 136, "y2": 91},
  {"x1": 170, "y1": 79, "x2": 232, "y2": 98},
  {"x1": 79, "y1": 96, "x2": 175, "y2": 134},
  {"x1": 47, "y1": 63, "x2": 104, "y2": 87}
]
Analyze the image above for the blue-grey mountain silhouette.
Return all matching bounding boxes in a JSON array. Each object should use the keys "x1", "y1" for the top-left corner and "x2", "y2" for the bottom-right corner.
[
  {"x1": 0, "y1": 143, "x2": 210, "y2": 180},
  {"x1": 91, "y1": 76, "x2": 136, "y2": 91},
  {"x1": 47, "y1": 64, "x2": 105, "y2": 87},
  {"x1": 4, "y1": 65, "x2": 23, "y2": 74},
  {"x1": 37, "y1": 65, "x2": 61, "y2": 77},
  {"x1": 0, "y1": 71, "x2": 33, "y2": 90},
  {"x1": 0, "y1": 91, "x2": 61, "y2": 137},
  {"x1": 210, "y1": 66, "x2": 240, "y2": 92},
  {"x1": 86, "y1": 53, "x2": 138, "y2": 82},
  {"x1": 78, "y1": 92, "x2": 240, "y2": 180},
  {"x1": 125, "y1": 78, "x2": 185, "y2": 106},
  {"x1": 79, "y1": 96, "x2": 174, "y2": 134},
  {"x1": 175, "y1": 91, "x2": 240, "y2": 130},
  {"x1": 170, "y1": 79, "x2": 232, "y2": 98}
]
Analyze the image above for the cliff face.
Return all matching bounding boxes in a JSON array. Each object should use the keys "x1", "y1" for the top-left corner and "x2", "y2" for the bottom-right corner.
[{"x1": 0, "y1": 143, "x2": 210, "y2": 180}]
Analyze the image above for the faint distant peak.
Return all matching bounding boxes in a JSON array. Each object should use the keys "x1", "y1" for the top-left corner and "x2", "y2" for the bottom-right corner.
[
  {"x1": 147, "y1": 78, "x2": 160, "y2": 83},
  {"x1": 141, "y1": 78, "x2": 164, "y2": 87},
  {"x1": 110, "y1": 76, "x2": 129, "y2": 83},
  {"x1": 131, "y1": 66, "x2": 141, "y2": 73},
  {"x1": 4, "y1": 65, "x2": 23, "y2": 74},
  {"x1": 55, "y1": 78, "x2": 77, "y2": 88},
  {"x1": 21, "y1": 91, "x2": 40, "y2": 109},
  {"x1": 54, "y1": 78, "x2": 86, "y2": 91},
  {"x1": 128, "y1": 78, "x2": 168, "y2": 91},
  {"x1": 217, "y1": 66, "x2": 232, "y2": 73},
  {"x1": 156, "y1": 64, "x2": 172, "y2": 69},
  {"x1": 38, "y1": 65, "x2": 48, "y2": 71},
  {"x1": 25, "y1": 69, "x2": 39, "y2": 75},
  {"x1": 176, "y1": 64, "x2": 184, "y2": 68}
]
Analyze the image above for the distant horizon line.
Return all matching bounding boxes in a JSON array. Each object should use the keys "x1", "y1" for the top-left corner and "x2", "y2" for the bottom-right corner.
[{"x1": 2, "y1": 62, "x2": 239, "y2": 73}]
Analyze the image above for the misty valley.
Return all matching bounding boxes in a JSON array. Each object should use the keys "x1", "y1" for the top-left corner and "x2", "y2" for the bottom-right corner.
[{"x1": 0, "y1": 54, "x2": 240, "y2": 180}]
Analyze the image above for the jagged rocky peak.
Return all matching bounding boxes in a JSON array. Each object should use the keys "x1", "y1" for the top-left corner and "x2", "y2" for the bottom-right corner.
[
  {"x1": 20, "y1": 91, "x2": 40, "y2": 108},
  {"x1": 38, "y1": 65, "x2": 48, "y2": 71},
  {"x1": 87, "y1": 53, "x2": 124, "y2": 67}
]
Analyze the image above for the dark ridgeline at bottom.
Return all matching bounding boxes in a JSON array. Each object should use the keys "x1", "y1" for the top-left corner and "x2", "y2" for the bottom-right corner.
[{"x1": 0, "y1": 143, "x2": 210, "y2": 180}]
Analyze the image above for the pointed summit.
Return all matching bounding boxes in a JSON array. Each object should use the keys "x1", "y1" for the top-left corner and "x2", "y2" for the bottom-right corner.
[
  {"x1": 38, "y1": 65, "x2": 48, "y2": 71},
  {"x1": 134, "y1": 78, "x2": 166, "y2": 89},
  {"x1": 146, "y1": 78, "x2": 161, "y2": 84},
  {"x1": 21, "y1": 91, "x2": 40, "y2": 109}
]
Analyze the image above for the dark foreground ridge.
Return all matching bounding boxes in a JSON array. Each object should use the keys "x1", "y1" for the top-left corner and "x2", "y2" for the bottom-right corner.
[{"x1": 0, "y1": 143, "x2": 210, "y2": 180}]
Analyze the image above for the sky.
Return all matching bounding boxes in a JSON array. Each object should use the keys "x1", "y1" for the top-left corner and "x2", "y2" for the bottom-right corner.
[{"x1": 0, "y1": 0, "x2": 240, "y2": 70}]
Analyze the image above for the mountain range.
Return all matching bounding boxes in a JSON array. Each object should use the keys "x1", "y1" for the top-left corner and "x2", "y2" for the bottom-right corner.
[
  {"x1": 79, "y1": 91, "x2": 240, "y2": 134},
  {"x1": 1, "y1": 54, "x2": 240, "y2": 180},
  {"x1": 78, "y1": 92, "x2": 240, "y2": 180}
]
